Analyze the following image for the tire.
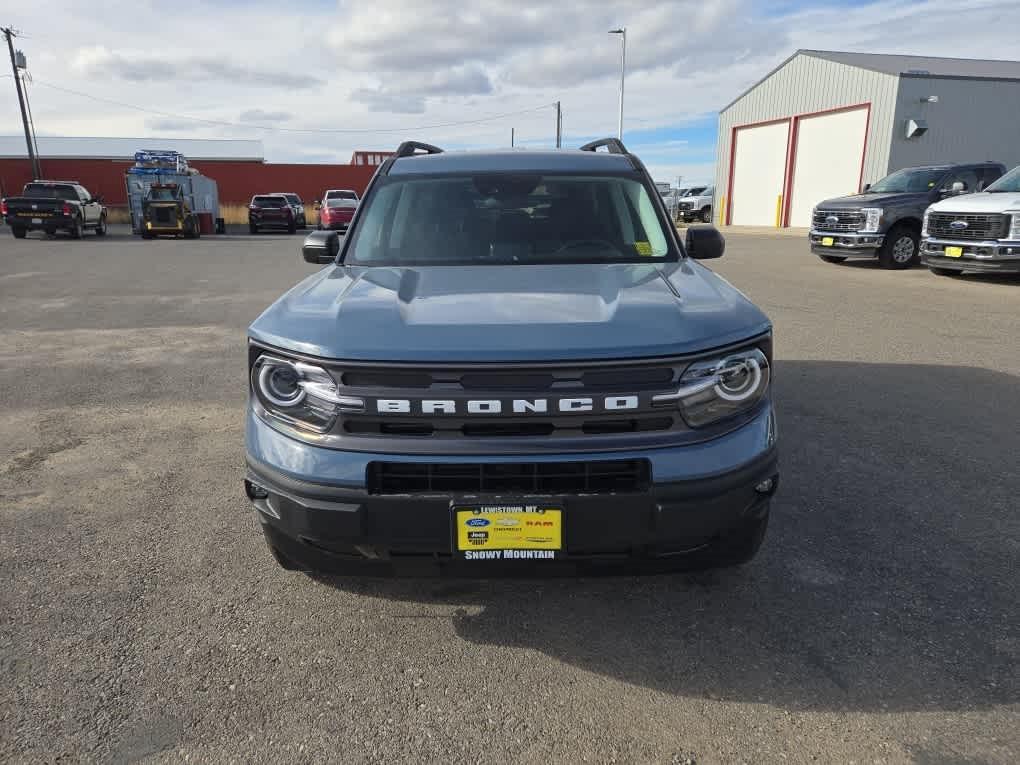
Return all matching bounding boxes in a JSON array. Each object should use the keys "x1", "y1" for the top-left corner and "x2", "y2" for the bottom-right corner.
[
  {"x1": 70, "y1": 218, "x2": 84, "y2": 240},
  {"x1": 11, "y1": 226, "x2": 27, "y2": 239},
  {"x1": 878, "y1": 224, "x2": 918, "y2": 270},
  {"x1": 818, "y1": 254, "x2": 847, "y2": 264},
  {"x1": 94, "y1": 215, "x2": 107, "y2": 236},
  {"x1": 287, "y1": 222, "x2": 297, "y2": 235},
  {"x1": 929, "y1": 266, "x2": 960, "y2": 277},
  {"x1": 249, "y1": 223, "x2": 258, "y2": 235},
  {"x1": 299, "y1": 215, "x2": 307, "y2": 228},
  {"x1": 700, "y1": 206, "x2": 712, "y2": 223},
  {"x1": 141, "y1": 231, "x2": 155, "y2": 240}
]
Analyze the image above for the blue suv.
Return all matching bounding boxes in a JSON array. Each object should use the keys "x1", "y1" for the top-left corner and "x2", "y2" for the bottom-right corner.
[{"x1": 245, "y1": 139, "x2": 778, "y2": 574}]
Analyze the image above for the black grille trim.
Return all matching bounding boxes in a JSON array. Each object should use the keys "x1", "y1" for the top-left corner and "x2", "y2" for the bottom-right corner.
[
  {"x1": 927, "y1": 212, "x2": 1008, "y2": 241},
  {"x1": 367, "y1": 459, "x2": 651, "y2": 495}
]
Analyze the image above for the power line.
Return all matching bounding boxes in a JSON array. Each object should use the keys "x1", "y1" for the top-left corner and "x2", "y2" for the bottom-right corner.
[{"x1": 30, "y1": 79, "x2": 557, "y2": 135}]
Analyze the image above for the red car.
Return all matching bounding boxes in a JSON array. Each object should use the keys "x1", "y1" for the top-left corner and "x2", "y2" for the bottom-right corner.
[{"x1": 318, "y1": 190, "x2": 359, "y2": 231}]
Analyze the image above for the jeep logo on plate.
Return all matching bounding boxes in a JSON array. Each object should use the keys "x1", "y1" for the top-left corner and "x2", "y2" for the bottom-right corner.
[{"x1": 949, "y1": 220, "x2": 969, "y2": 230}]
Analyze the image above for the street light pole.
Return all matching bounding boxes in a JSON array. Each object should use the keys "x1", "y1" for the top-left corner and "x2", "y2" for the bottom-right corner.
[{"x1": 609, "y1": 28, "x2": 626, "y2": 140}]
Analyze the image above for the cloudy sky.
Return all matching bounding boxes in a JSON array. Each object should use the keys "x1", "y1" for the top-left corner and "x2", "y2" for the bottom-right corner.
[{"x1": 1, "y1": 0, "x2": 1016, "y2": 184}]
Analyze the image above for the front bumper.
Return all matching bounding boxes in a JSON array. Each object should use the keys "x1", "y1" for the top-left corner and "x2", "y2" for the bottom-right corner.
[
  {"x1": 244, "y1": 403, "x2": 779, "y2": 574},
  {"x1": 921, "y1": 237, "x2": 1020, "y2": 273},
  {"x1": 809, "y1": 230, "x2": 884, "y2": 257}
]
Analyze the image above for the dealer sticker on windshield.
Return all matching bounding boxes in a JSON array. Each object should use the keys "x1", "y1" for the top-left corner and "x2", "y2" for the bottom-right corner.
[
  {"x1": 453, "y1": 503, "x2": 562, "y2": 560},
  {"x1": 635, "y1": 241, "x2": 653, "y2": 256}
]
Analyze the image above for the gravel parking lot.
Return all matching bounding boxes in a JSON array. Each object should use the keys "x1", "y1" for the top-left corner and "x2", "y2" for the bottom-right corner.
[{"x1": 1, "y1": 226, "x2": 1017, "y2": 763}]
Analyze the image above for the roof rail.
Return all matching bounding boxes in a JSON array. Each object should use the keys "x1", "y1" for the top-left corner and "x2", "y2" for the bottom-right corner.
[
  {"x1": 578, "y1": 138, "x2": 629, "y2": 155},
  {"x1": 394, "y1": 141, "x2": 444, "y2": 158},
  {"x1": 33, "y1": 179, "x2": 81, "y2": 184}
]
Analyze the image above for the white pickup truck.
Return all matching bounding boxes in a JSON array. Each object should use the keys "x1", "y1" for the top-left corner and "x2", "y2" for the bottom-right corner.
[{"x1": 921, "y1": 165, "x2": 1020, "y2": 276}]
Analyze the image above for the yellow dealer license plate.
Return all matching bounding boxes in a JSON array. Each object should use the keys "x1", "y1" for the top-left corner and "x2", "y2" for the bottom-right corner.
[
  {"x1": 454, "y1": 503, "x2": 562, "y2": 561},
  {"x1": 821, "y1": 237, "x2": 834, "y2": 246},
  {"x1": 944, "y1": 246, "x2": 963, "y2": 258}
]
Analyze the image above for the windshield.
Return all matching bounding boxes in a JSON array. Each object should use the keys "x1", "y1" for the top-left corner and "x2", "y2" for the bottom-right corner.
[
  {"x1": 253, "y1": 196, "x2": 287, "y2": 207},
  {"x1": 283, "y1": 194, "x2": 301, "y2": 204},
  {"x1": 147, "y1": 187, "x2": 178, "y2": 201},
  {"x1": 985, "y1": 166, "x2": 1020, "y2": 193},
  {"x1": 24, "y1": 184, "x2": 78, "y2": 201},
  {"x1": 869, "y1": 168, "x2": 946, "y2": 193},
  {"x1": 345, "y1": 172, "x2": 675, "y2": 266},
  {"x1": 684, "y1": 187, "x2": 707, "y2": 197},
  {"x1": 327, "y1": 190, "x2": 358, "y2": 200}
]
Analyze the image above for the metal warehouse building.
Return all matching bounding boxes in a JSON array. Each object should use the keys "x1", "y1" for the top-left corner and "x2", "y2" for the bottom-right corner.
[{"x1": 713, "y1": 50, "x2": 1020, "y2": 228}]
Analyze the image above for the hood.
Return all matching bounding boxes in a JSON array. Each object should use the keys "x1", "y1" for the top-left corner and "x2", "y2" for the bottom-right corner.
[
  {"x1": 249, "y1": 262, "x2": 770, "y2": 362},
  {"x1": 927, "y1": 191, "x2": 1020, "y2": 213},
  {"x1": 816, "y1": 191, "x2": 931, "y2": 209}
]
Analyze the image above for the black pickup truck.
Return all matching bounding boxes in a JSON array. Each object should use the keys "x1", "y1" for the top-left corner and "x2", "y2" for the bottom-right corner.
[
  {"x1": 809, "y1": 163, "x2": 1004, "y2": 269},
  {"x1": 1, "y1": 181, "x2": 108, "y2": 239}
]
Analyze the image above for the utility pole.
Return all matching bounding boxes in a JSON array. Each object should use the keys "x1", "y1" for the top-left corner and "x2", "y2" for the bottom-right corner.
[
  {"x1": 555, "y1": 101, "x2": 562, "y2": 148},
  {"x1": 609, "y1": 28, "x2": 626, "y2": 140},
  {"x1": 3, "y1": 27, "x2": 40, "y2": 179}
]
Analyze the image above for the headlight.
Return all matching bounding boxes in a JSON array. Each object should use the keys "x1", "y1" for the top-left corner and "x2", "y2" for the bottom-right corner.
[
  {"x1": 251, "y1": 354, "x2": 363, "y2": 433},
  {"x1": 922, "y1": 209, "x2": 930, "y2": 237},
  {"x1": 1009, "y1": 214, "x2": 1020, "y2": 240},
  {"x1": 653, "y1": 348, "x2": 770, "y2": 427},
  {"x1": 861, "y1": 208, "x2": 882, "y2": 233}
]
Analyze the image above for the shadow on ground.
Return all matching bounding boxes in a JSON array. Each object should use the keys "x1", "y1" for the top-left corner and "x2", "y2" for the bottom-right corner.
[{"x1": 317, "y1": 360, "x2": 1020, "y2": 714}]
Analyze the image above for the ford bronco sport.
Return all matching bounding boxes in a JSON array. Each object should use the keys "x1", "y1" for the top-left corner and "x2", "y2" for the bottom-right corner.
[{"x1": 245, "y1": 139, "x2": 778, "y2": 574}]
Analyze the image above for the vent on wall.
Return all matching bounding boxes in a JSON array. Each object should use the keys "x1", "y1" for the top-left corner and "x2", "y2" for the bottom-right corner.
[{"x1": 905, "y1": 118, "x2": 929, "y2": 139}]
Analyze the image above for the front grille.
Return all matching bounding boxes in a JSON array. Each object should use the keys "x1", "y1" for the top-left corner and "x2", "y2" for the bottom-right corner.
[
  {"x1": 367, "y1": 459, "x2": 651, "y2": 495},
  {"x1": 333, "y1": 358, "x2": 686, "y2": 441},
  {"x1": 153, "y1": 207, "x2": 174, "y2": 224},
  {"x1": 927, "y1": 212, "x2": 1008, "y2": 241},
  {"x1": 813, "y1": 209, "x2": 864, "y2": 233}
]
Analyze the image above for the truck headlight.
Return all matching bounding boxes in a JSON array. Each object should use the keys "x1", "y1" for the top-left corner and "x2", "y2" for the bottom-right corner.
[
  {"x1": 653, "y1": 348, "x2": 770, "y2": 427},
  {"x1": 861, "y1": 208, "x2": 882, "y2": 233},
  {"x1": 922, "y1": 209, "x2": 931, "y2": 237},
  {"x1": 1009, "y1": 214, "x2": 1020, "y2": 240},
  {"x1": 251, "y1": 354, "x2": 363, "y2": 433}
]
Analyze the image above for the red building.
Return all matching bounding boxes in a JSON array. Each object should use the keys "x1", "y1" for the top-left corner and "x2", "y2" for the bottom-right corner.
[{"x1": 0, "y1": 137, "x2": 383, "y2": 206}]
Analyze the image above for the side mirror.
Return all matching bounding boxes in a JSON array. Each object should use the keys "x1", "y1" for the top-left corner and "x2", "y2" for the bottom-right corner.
[
  {"x1": 302, "y1": 230, "x2": 340, "y2": 264},
  {"x1": 685, "y1": 226, "x2": 725, "y2": 260},
  {"x1": 951, "y1": 181, "x2": 966, "y2": 194},
  {"x1": 862, "y1": 183, "x2": 871, "y2": 192}
]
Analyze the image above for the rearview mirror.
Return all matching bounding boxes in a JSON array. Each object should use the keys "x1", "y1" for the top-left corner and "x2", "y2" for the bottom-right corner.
[
  {"x1": 685, "y1": 226, "x2": 725, "y2": 260},
  {"x1": 302, "y1": 230, "x2": 340, "y2": 264}
]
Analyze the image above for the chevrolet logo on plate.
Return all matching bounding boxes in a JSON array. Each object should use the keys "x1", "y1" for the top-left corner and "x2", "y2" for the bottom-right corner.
[{"x1": 949, "y1": 220, "x2": 969, "y2": 230}]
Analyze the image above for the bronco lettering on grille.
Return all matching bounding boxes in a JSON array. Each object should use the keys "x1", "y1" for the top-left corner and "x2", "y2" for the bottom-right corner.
[{"x1": 375, "y1": 396, "x2": 641, "y2": 415}]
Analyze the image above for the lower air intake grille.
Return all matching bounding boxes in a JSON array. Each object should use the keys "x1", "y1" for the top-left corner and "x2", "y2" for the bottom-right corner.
[{"x1": 367, "y1": 459, "x2": 651, "y2": 495}]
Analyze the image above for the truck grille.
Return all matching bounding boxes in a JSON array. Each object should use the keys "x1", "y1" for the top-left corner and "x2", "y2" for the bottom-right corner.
[
  {"x1": 334, "y1": 360, "x2": 683, "y2": 441},
  {"x1": 153, "y1": 207, "x2": 174, "y2": 224},
  {"x1": 812, "y1": 209, "x2": 864, "y2": 233},
  {"x1": 367, "y1": 459, "x2": 651, "y2": 495},
  {"x1": 926, "y1": 212, "x2": 1008, "y2": 241}
]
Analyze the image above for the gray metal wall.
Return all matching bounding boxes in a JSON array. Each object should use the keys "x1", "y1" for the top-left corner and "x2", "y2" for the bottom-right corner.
[
  {"x1": 713, "y1": 53, "x2": 899, "y2": 225},
  {"x1": 889, "y1": 75, "x2": 1020, "y2": 172}
]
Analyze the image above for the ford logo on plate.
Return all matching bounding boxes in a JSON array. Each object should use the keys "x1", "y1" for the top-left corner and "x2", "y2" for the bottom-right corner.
[
  {"x1": 466, "y1": 517, "x2": 490, "y2": 527},
  {"x1": 825, "y1": 215, "x2": 839, "y2": 225},
  {"x1": 949, "y1": 220, "x2": 969, "y2": 230}
]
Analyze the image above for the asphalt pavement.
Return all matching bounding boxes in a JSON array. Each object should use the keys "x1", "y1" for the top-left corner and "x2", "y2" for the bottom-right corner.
[{"x1": 1, "y1": 226, "x2": 1017, "y2": 763}]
